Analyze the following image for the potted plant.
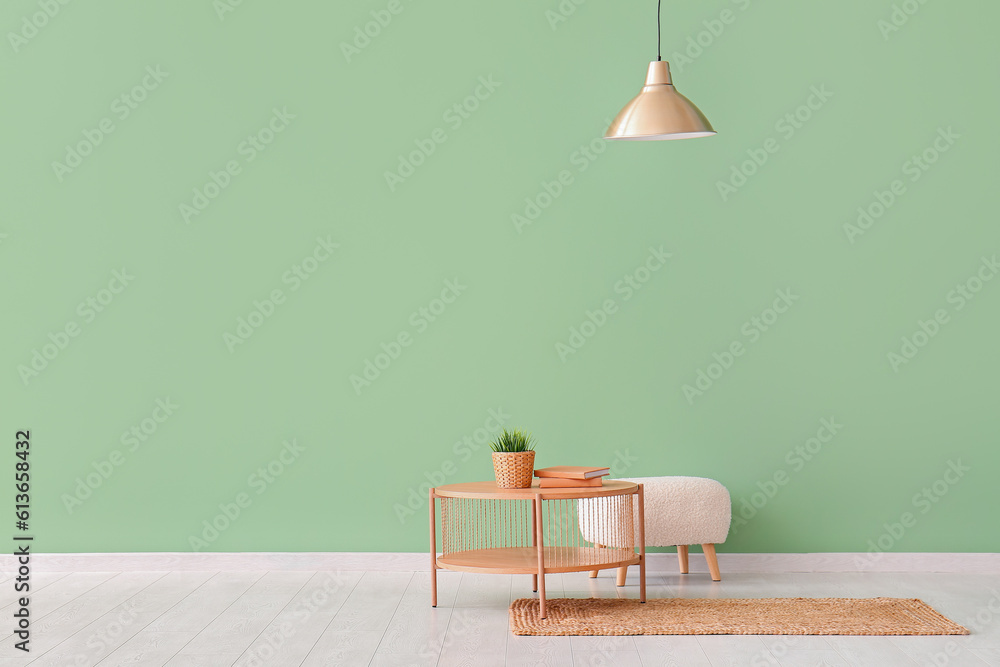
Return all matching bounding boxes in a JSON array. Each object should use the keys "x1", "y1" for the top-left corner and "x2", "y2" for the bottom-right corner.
[{"x1": 490, "y1": 428, "x2": 536, "y2": 489}]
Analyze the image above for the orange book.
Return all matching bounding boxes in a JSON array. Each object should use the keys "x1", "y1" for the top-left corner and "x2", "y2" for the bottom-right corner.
[
  {"x1": 538, "y1": 477, "x2": 603, "y2": 488},
  {"x1": 534, "y1": 466, "x2": 610, "y2": 480}
]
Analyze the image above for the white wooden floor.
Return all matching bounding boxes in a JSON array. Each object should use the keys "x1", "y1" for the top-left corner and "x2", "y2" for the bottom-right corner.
[{"x1": 2, "y1": 568, "x2": 999, "y2": 666}]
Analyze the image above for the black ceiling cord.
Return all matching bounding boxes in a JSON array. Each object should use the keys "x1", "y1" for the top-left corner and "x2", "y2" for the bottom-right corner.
[{"x1": 656, "y1": 0, "x2": 662, "y2": 61}]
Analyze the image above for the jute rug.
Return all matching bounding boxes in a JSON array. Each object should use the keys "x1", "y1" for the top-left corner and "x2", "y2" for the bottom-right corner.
[{"x1": 509, "y1": 597, "x2": 969, "y2": 636}]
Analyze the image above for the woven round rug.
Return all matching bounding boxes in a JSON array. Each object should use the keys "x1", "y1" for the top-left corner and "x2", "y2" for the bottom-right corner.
[{"x1": 509, "y1": 597, "x2": 970, "y2": 636}]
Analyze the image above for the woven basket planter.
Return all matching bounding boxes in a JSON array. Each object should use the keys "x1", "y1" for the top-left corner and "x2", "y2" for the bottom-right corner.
[{"x1": 492, "y1": 451, "x2": 535, "y2": 489}]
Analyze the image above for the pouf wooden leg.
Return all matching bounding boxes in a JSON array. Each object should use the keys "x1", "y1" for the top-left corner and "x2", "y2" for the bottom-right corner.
[
  {"x1": 616, "y1": 566, "x2": 627, "y2": 587},
  {"x1": 703, "y1": 543, "x2": 721, "y2": 581},
  {"x1": 677, "y1": 545, "x2": 689, "y2": 574},
  {"x1": 590, "y1": 543, "x2": 604, "y2": 578}
]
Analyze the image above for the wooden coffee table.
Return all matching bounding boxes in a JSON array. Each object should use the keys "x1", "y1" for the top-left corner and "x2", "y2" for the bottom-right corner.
[{"x1": 429, "y1": 480, "x2": 645, "y2": 618}]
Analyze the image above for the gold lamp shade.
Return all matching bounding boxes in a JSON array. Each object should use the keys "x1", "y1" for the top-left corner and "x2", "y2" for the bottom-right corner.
[{"x1": 605, "y1": 61, "x2": 715, "y2": 141}]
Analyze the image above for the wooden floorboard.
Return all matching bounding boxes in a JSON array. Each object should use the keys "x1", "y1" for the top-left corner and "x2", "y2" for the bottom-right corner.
[
  {"x1": 374, "y1": 569, "x2": 458, "y2": 657},
  {"x1": 507, "y1": 573, "x2": 571, "y2": 667},
  {"x1": 171, "y1": 571, "x2": 313, "y2": 658},
  {"x1": 633, "y1": 635, "x2": 714, "y2": 666},
  {"x1": 99, "y1": 631, "x2": 200, "y2": 666},
  {"x1": 437, "y1": 573, "x2": 511, "y2": 667},
  {"x1": 0, "y1": 572, "x2": 68, "y2": 618},
  {"x1": 0, "y1": 569, "x2": 996, "y2": 665},
  {"x1": 230, "y1": 570, "x2": 363, "y2": 667},
  {"x1": 299, "y1": 571, "x2": 411, "y2": 666},
  {"x1": 0, "y1": 571, "x2": 113, "y2": 645},
  {"x1": 18, "y1": 572, "x2": 166, "y2": 656},
  {"x1": 31, "y1": 571, "x2": 215, "y2": 666},
  {"x1": 144, "y1": 571, "x2": 265, "y2": 633}
]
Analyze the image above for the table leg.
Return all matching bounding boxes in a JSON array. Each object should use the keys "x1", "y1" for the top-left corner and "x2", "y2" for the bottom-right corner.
[
  {"x1": 534, "y1": 496, "x2": 546, "y2": 618},
  {"x1": 637, "y1": 484, "x2": 646, "y2": 603},
  {"x1": 531, "y1": 499, "x2": 537, "y2": 592},
  {"x1": 429, "y1": 488, "x2": 437, "y2": 608}
]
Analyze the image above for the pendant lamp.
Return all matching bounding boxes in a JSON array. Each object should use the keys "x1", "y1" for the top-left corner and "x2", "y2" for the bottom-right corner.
[{"x1": 605, "y1": 0, "x2": 716, "y2": 141}]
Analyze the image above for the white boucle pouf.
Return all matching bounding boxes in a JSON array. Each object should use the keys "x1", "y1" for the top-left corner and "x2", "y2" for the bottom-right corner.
[{"x1": 578, "y1": 476, "x2": 731, "y2": 583}]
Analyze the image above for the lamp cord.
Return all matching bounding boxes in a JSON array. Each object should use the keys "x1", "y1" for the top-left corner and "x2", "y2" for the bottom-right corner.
[{"x1": 656, "y1": 0, "x2": 661, "y2": 61}]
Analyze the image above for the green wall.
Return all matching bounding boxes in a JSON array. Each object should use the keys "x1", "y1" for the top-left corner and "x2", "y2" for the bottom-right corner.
[{"x1": 2, "y1": 0, "x2": 998, "y2": 554}]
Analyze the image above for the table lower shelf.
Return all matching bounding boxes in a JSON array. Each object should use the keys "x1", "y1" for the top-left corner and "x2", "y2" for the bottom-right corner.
[{"x1": 436, "y1": 546, "x2": 639, "y2": 574}]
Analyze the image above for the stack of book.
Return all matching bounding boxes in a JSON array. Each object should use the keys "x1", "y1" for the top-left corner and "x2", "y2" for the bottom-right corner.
[{"x1": 534, "y1": 466, "x2": 610, "y2": 488}]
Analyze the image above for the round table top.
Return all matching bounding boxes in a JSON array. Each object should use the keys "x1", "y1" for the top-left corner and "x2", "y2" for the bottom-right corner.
[{"x1": 433, "y1": 479, "x2": 637, "y2": 499}]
